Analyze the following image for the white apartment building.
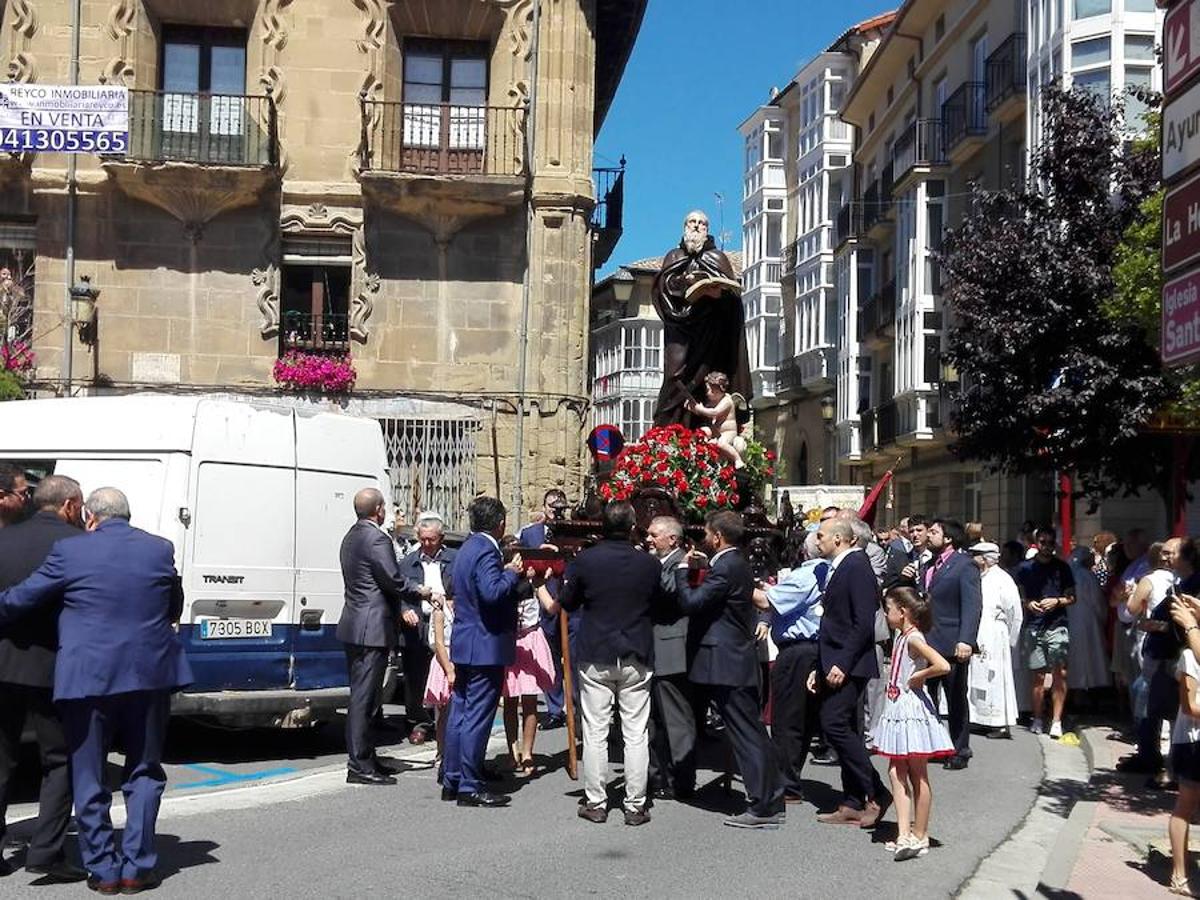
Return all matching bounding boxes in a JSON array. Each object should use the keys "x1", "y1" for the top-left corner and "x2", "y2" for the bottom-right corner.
[
  {"x1": 738, "y1": 108, "x2": 786, "y2": 408},
  {"x1": 744, "y1": 13, "x2": 893, "y2": 487},
  {"x1": 1029, "y1": 0, "x2": 1162, "y2": 143}
]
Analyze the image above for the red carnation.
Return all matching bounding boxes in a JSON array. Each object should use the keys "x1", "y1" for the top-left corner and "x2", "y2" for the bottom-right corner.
[{"x1": 696, "y1": 496, "x2": 708, "y2": 508}]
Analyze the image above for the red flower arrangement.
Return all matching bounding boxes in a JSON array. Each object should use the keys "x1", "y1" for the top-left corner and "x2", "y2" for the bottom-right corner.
[
  {"x1": 601, "y1": 424, "x2": 738, "y2": 522},
  {"x1": 1, "y1": 339, "x2": 34, "y2": 373},
  {"x1": 273, "y1": 350, "x2": 356, "y2": 393}
]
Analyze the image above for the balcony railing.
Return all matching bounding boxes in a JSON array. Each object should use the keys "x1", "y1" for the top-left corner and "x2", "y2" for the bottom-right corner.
[
  {"x1": 592, "y1": 161, "x2": 625, "y2": 269},
  {"x1": 776, "y1": 347, "x2": 834, "y2": 397},
  {"x1": 986, "y1": 33, "x2": 1027, "y2": 113},
  {"x1": 765, "y1": 261, "x2": 782, "y2": 284},
  {"x1": 862, "y1": 180, "x2": 881, "y2": 232},
  {"x1": 358, "y1": 99, "x2": 526, "y2": 177},
  {"x1": 835, "y1": 203, "x2": 862, "y2": 246},
  {"x1": 877, "y1": 398, "x2": 898, "y2": 446},
  {"x1": 858, "y1": 291, "x2": 879, "y2": 338},
  {"x1": 281, "y1": 311, "x2": 349, "y2": 354},
  {"x1": 892, "y1": 118, "x2": 945, "y2": 186},
  {"x1": 592, "y1": 162, "x2": 625, "y2": 233},
  {"x1": 124, "y1": 90, "x2": 278, "y2": 166},
  {"x1": 876, "y1": 279, "x2": 896, "y2": 331},
  {"x1": 942, "y1": 82, "x2": 988, "y2": 153}
]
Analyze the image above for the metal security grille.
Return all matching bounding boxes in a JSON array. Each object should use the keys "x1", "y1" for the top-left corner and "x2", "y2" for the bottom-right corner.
[{"x1": 378, "y1": 417, "x2": 480, "y2": 531}]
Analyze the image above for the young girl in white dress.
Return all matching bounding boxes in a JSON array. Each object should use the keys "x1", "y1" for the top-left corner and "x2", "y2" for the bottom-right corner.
[
  {"x1": 422, "y1": 596, "x2": 454, "y2": 776},
  {"x1": 874, "y1": 586, "x2": 954, "y2": 861}
]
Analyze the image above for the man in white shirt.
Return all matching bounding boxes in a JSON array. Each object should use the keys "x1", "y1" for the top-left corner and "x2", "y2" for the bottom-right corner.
[{"x1": 398, "y1": 514, "x2": 455, "y2": 744}]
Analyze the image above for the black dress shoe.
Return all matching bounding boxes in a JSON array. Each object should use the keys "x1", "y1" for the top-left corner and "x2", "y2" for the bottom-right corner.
[
  {"x1": 456, "y1": 791, "x2": 511, "y2": 808},
  {"x1": 651, "y1": 785, "x2": 676, "y2": 801},
  {"x1": 944, "y1": 756, "x2": 969, "y2": 771},
  {"x1": 346, "y1": 769, "x2": 397, "y2": 786},
  {"x1": 539, "y1": 713, "x2": 566, "y2": 730},
  {"x1": 87, "y1": 876, "x2": 121, "y2": 895},
  {"x1": 441, "y1": 787, "x2": 457, "y2": 802},
  {"x1": 26, "y1": 859, "x2": 88, "y2": 882}
]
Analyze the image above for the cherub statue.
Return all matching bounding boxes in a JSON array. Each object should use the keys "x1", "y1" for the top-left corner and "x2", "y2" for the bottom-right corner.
[{"x1": 684, "y1": 370, "x2": 746, "y2": 469}]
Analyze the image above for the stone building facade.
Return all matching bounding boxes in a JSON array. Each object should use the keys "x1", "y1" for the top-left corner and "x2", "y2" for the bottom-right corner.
[{"x1": 3, "y1": 0, "x2": 643, "y2": 528}]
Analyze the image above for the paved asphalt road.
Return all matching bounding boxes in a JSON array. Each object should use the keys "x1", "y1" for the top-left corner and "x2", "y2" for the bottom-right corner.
[{"x1": 3, "y1": 712, "x2": 1043, "y2": 898}]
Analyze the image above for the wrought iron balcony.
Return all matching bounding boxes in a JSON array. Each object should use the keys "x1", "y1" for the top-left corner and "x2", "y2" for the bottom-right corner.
[
  {"x1": 877, "y1": 398, "x2": 898, "y2": 447},
  {"x1": 835, "y1": 202, "x2": 863, "y2": 247},
  {"x1": 124, "y1": 90, "x2": 278, "y2": 166},
  {"x1": 942, "y1": 82, "x2": 988, "y2": 157},
  {"x1": 592, "y1": 161, "x2": 626, "y2": 270},
  {"x1": 280, "y1": 311, "x2": 350, "y2": 354},
  {"x1": 358, "y1": 100, "x2": 527, "y2": 177},
  {"x1": 892, "y1": 119, "x2": 945, "y2": 188},
  {"x1": 776, "y1": 346, "x2": 834, "y2": 399},
  {"x1": 986, "y1": 33, "x2": 1027, "y2": 116}
]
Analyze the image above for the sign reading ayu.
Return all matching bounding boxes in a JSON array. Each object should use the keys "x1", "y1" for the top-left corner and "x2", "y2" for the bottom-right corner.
[{"x1": 0, "y1": 84, "x2": 128, "y2": 154}]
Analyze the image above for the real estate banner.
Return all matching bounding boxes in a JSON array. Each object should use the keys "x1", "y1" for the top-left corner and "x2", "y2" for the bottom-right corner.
[{"x1": 0, "y1": 84, "x2": 128, "y2": 154}]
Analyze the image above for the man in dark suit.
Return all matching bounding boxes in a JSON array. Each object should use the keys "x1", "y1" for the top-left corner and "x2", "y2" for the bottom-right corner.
[
  {"x1": 675, "y1": 510, "x2": 784, "y2": 829},
  {"x1": 645, "y1": 514, "x2": 696, "y2": 801},
  {"x1": 925, "y1": 518, "x2": 984, "y2": 770},
  {"x1": 443, "y1": 495, "x2": 523, "y2": 808},
  {"x1": 0, "y1": 475, "x2": 85, "y2": 882},
  {"x1": 397, "y1": 513, "x2": 456, "y2": 745},
  {"x1": 519, "y1": 488, "x2": 574, "y2": 729},
  {"x1": 0, "y1": 487, "x2": 193, "y2": 894},
  {"x1": 559, "y1": 501, "x2": 665, "y2": 826},
  {"x1": 0, "y1": 463, "x2": 30, "y2": 529},
  {"x1": 814, "y1": 516, "x2": 889, "y2": 828},
  {"x1": 337, "y1": 488, "x2": 428, "y2": 786}
]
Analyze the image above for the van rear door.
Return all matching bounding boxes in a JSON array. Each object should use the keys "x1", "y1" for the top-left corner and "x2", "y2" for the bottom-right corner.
[{"x1": 182, "y1": 461, "x2": 295, "y2": 690}]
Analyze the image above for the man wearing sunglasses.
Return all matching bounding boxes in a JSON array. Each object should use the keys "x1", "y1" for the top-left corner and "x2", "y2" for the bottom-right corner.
[{"x1": 0, "y1": 463, "x2": 31, "y2": 529}]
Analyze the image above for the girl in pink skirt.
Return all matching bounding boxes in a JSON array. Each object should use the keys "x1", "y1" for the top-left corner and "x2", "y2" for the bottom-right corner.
[
  {"x1": 423, "y1": 596, "x2": 454, "y2": 772},
  {"x1": 503, "y1": 573, "x2": 558, "y2": 774}
]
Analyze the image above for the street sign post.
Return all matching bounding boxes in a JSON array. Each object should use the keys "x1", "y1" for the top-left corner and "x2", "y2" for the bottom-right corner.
[
  {"x1": 0, "y1": 84, "x2": 128, "y2": 154},
  {"x1": 1166, "y1": 0, "x2": 1200, "y2": 96},
  {"x1": 1163, "y1": 77, "x2": 1200, "y2": 181},
  {"x1": 1162, "y1": 267, "x2": 1200, "y2": 367},
  {"x1": 1163, "y1": 169, "x2": 1200, "y2": 273}
]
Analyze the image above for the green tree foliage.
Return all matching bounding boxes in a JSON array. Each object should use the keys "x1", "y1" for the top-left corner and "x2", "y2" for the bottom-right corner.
[
  {"x1": 939, "y1": 87, "x2": 1175, "y2": 504},
  {"x1": 0, "y1": 370, "x2": 24, "y2": 401}
]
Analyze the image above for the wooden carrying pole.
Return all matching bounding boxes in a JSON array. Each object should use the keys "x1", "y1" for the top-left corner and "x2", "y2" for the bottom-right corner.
[{"x1": 559, "y1": 608, "x2": 578, "y2": 780}]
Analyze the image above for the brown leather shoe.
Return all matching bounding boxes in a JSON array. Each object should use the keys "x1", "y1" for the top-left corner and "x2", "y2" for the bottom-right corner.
[
  {"x1": 816, "y1": 804, "x2": 864, "y2": 825},
  {"x1": 578, "y1": 804, "x2": 608, "y2": 824},
  {"x1": 119, "y1": 873, "x2": 161, "y2": 894}
]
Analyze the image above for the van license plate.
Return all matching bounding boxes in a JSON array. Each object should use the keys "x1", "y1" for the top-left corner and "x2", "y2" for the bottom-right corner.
[{"x1": 199, "y1": 619, "x2": 273, "y2": 640}]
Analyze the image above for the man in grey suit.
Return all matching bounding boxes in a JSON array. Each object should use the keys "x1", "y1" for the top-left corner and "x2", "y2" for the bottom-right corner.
[
  {"x1": 338, "y1": 488, "x2": 429, "y2": 785},
  {"x1": 646, "y1": 515, "x2": 697, "y2": 800}
]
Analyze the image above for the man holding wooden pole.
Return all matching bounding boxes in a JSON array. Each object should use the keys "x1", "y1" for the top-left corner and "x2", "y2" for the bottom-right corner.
[{"x1": 558, "y1": 501, "x2": 667, "y2": 826}]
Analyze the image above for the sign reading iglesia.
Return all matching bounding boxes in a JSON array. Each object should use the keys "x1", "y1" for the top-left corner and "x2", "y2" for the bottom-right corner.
[{"x1": 0, "y1": 84, "x2": 128, "y2": 154}]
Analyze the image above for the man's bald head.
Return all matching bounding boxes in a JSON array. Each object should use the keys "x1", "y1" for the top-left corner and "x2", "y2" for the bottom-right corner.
[{"x1": 354, "y1": 488, "x2": 385, "y2": 520}]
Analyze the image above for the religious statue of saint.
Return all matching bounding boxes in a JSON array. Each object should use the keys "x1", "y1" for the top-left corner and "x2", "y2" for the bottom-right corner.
[{"x1": 650, "y1": 210, "x2": 752, "y2": 428}]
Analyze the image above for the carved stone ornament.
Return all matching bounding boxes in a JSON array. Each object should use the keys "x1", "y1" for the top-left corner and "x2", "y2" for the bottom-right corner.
[
  {"x1": 349, "y1": 224, "x2": 379, "y2": 342},
  {"x1": 258, "y1": 0, "x2": 294, "y2": 105},
  {"x1": 99, "y1": 0, "x2": 136, "y2": 86},
  {"x1": 7, "y1": 0, "x2": 39, "y2": 84}
]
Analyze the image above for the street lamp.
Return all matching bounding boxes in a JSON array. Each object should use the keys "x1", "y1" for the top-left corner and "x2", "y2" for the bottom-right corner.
[
  {"x1": 939, "y1": 359, "x2": 959, "y2": 385},
  {"x1": 819, "y1": 395, "x2": 835, "y2": 423},
  {"x1": 69, "y1": 274, "x2": 99, "y2": 344},
  {"x1": 610, "y1": 268, "x2": 634, "y2": 303}
]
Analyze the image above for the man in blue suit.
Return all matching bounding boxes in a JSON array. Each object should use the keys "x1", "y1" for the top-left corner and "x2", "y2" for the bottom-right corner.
[
  {"x1": 443, "y1": 495, "x2": 523, "y2": 807},
  {"x1": 0, "y1": 487, "x2": 192, "y2": 894},
  {"x1": 924, "y1": 518, "x2": 983, "y2": 770}
]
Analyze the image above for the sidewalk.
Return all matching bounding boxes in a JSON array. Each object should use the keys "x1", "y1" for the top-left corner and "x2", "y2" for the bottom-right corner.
[
  {"x1": 1061, "y1": 726, "x2": 1180, "y2": 898},
  {"x1": 964, "y1": 721, "x2": 1185, "y2": 898}
]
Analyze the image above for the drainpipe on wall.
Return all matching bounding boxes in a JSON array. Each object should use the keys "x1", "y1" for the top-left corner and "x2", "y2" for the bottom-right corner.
[
  {"x1": 512, "y1": 0, "x2": 542, "y2": 520},
  {"x1": 62, "y1": 0, "x2": 82, "y2": 395}
]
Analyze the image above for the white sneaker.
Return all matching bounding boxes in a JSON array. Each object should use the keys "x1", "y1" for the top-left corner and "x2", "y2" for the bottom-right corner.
[
  {"x1": 1030, "y1": 718, "x2": 1044, "y2": 735},
  {"x1": 1049, "y1": 720, "x2": 1064, "y2": 739},
  {"x1": 896, "y1": 835, "x2": 929, "y2": 861}
]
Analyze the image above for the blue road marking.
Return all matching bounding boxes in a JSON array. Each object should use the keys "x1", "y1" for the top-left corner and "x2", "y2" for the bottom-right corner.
[{"x1": 175, "y1": 763, "x2": 297, "y2": 790}]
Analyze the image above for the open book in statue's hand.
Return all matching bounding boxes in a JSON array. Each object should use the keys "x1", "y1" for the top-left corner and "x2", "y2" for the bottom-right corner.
[{"x1": 683, "y1": 274, "x2": 742, "y2": 303}]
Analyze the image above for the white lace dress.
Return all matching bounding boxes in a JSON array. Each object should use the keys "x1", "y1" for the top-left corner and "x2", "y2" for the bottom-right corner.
[{"x1": 873, "y1": 629, "x2": 955, "y2": 760}]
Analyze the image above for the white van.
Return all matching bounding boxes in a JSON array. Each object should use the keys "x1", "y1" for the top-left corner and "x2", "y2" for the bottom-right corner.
[{"x1": 0, "y1": 393, "x2": 393, "y2": 726}]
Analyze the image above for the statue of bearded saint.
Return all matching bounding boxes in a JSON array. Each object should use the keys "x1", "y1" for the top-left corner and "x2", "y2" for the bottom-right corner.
[{"x1": 650, "y1": 210, "x2": 753, "y2": 428}]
